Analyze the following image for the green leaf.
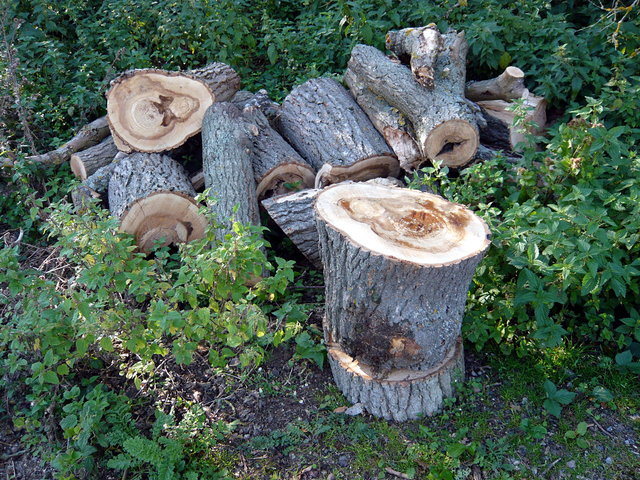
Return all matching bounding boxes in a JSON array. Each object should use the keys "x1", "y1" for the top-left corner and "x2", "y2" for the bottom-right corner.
[
  {"x1": 592, "y1": 386, "x2": 614, "y2": 402},
  {"x1": 616, "y1": 350, "x2": 632, "y2": 366},
  {"x1": 57, "y1": 364, "x2": 70, "y2": 376},
  {"x1": 576, "y1": 422, "x2": 588, "y2": 436},
  {"x1": 60, "y1": 414, "x2": 78, "y2": 430},
  {"x1": 43, "y1": 370, "x2": 60, "y2": 385},
  {"x1": 76, "y1": 337, "x2": 90, "y2": 356},
  {"x1": 499, "y1": 51, "x2": 512, "y2": 70},
  {"x1": 543, "y1": 399, "x2": 561, "y2": 418},
  {"x1": 553, "y1": 389, "x2": 576, "y2": 405},
  {"x1": 100, "y1": 336, "x2": 114, "y2": 352},
  {"x1": 446, "y1": 442, "x2": 467, "y2": 458},
  {"x1": 543, "y1": 380, "x2": 557, "y2": 395},
  {"x1": 267, "y1": 44, "x2": 278, "y2": 64}
]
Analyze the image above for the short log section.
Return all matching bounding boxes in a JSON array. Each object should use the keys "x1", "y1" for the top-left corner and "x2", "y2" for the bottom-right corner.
[
  {"x1": 70, "y1": 136, "x2": 118, "y2": 180},
  {"x1": 108, "y1": 152, "x2": 206, "y2": 252},
  {"x1": 328, "y1": 337, "x2": 465, "y2": 422},
  {"x1": 106, "y1": 70, "x2": 215, "y2": 153},
  {"x1": 278, "y1": 78, "x2": 399, "y2": 187}
]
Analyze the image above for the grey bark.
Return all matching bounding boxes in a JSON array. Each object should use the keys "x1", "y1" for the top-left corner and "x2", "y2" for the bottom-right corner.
[
  {"x1": 70, "y1": 136, "x2": 119, "y2": 179},
  {"x1": 328, "y1": 338, "x2": 465, "y2": 422},
  {"x1": 278, "y1": 77, "x2": 397, "y2": 177},
  {"x1": 242, "y1": 105, "x2": 315, "y2": 199},
  {"x1": 188, "y1": 62, "x2": 241, "y2": 102},
  {"x1": 108, "y1": 152, "x2": 195, "y2": 219},
  {"x1": 261, "y1": 189, "x2": 322, "y2": 268},
  {"x1": 348, "y1": 35, "x2": 479, "y2": 166},
  {"x1": 202, "y1": 102, "x2": 260, "y2": 237},
  {"x1": 344, "y1": 68, "x2": 423, "y2": 171},
  {"x1": 316, "y1": 211, "x2": 487, "y2": 371}
]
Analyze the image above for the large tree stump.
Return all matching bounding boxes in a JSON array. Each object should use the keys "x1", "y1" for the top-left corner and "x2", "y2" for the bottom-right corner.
[
  {"x1": 106, "y1": 70, "x2": 215, "y2": 153},
  {"x1": 315, "y1": 183, "x2": 489, "y2": 372},
  {"x1": 261, "y1": 189, "x2": 322, "y2": 268},
  {"x1": 202, "y1": 102, "x2": 260, "y2": 238},
  {"x1": 70, "y1": 136, "x2": 119, "y2": 180},
  {"x1": 327, "y1": 337, "x2": 465, "y2": 421},
  {"x1": 108, "y1": 152, "x2": 206, "y2": 252},
  {"x1": 242, "y1": 105, "x2": 315, "y2": 200},
  {"x1": 344, "y1": 69, "x2": 423, "y2": 171},
  {"x1": 277, "y1": 78, "x2": 399, "y2": 187},
  {"x1": 348, "y1": 30, "x2": 480, "y2": 168}
]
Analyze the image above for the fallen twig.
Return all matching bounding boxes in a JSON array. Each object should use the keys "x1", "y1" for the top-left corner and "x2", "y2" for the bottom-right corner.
[{"x1": 385, "y1": 467, "x2": 411, "y2": 479}]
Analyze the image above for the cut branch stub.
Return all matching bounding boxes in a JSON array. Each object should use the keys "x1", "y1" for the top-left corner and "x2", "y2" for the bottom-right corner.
[
  {"x1": 278, "y1": 78, "x2": 399, "y2": 186},
  {"x1": 108, "y1": 152, "x2": 206, "y2": 252},
  {"x1": 316, "y1": 183, "x2": 490, "y2": 371},
  {"x1": 106, "y1": 69, "x2": 215, "y2": 153},
  {"x1": 70, "y1": 136, "x2": 118, "y2": 180},
  {"x1": 348, "y1": 35, "x2": 479, "y2": 168},
  {"x1": 385, "y1": 25, "x2": 443, "y2": 88},
  {"x1": 465, "y1": 66, "x2": 526, "y2": 102}
]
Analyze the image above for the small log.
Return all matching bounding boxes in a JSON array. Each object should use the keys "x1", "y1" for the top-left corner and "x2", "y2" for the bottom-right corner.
[
  {"x1": 243, "y1": 105, "x2": 315, "y2": 200},
  {"x1": 385, "y1": 25, "x2": 443, "y2": 88},
  {"x1": 106, "y1": 70, "x2": 215, "y2": 153},
  {"x1": 316, "y1": 183, "x2": 490, "y2": 371},
  {"x1": 344, "y1": 68, "x2": 423, "y2": 171},
  {"x1": 70, "y1": 136, "x2": 118, "y2": 180},
  {"x1": 328, "y1": 337, "x2": 465, "y2": 421},
  {"x1": 261, "y1": 189, "x2": 322, "y2": 268},
  {"x1": 278, "y1": 78, "x2": 399, "y2": 186},
  {"x1": 349, "y1": 31, "x2": 480, "y2": 168},
  {"x1": 465, "y1": 66, "x2": 526, "y2": 102},
  {"x1": 108, "y1": 152, "x2": 206, "y2": 252},
  {"x1": 187, "y1": 62, "x2": 241, "y2": 102},
  {"x1": 19, "y1": 116, "x2": 110, "y2": 166},
  {"x1": 202, "y1": 102, "x2": 260, "y2": 238},
  {"x1": 71, "y1": 153, "x2": 126, "y2": 209}
]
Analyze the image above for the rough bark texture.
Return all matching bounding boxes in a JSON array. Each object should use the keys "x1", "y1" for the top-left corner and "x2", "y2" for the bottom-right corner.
[
  {"x1": 202, "y1": 102, "x2": 260, "y2": 237},
  {"x1": 344, "y1": 68, "x2": 423, "y2": 171},
  {"x1": 328, "y1": 337, "x2": 465, "y2": 421},
  {"x1": 465, "y1": 66, "x2": 526, "y2": 102},
  {"x1": 106, "y1": 69, "x2": 214, "y2": 153},
  {"x1": 478, "y1": 108, "x2": 513, "y2": 151},
  {"x1": 385, "y1": 26, "x2": 444, "y2": 89},
  {"x1": 348, "y1": 33, "x2": 480, "y2": 168},
  {"x1": 278, "y1": 77, "x2": 398, "y2": 183},
  {"x1": 316, "y1": 184, "x2": 490, "y2": 371},
  {"x1": 261, "y1": 189, "x2": 322, "y2": 268},
  {"x1": 23, "y1": 116, "x2": 110, "y2": 166},
  {"x1": 243, "y1": 105, "x2": 315, "y2": 200},
  {"x1": 108, "y1": 152, "x2": 196, "y2": 219},
  {"x1": 70, "y1": 136, "x2": 118, "y2": 180},
  {"x1": 188, "y1": 62, "x2": 241, "y2": 102}
]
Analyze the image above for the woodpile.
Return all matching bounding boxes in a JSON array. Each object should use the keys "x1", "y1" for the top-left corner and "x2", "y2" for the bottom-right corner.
[{"x1": 54, "y1": 24, "x2": 545, "y2": 418}]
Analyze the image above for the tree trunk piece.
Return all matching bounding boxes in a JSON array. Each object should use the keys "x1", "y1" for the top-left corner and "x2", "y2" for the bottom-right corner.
[
  {"x1": 344, "y1": 68, "x2": 423, "y2": 171},
  {"x1": 108, "y1": 152, "x2": 206, "y2": 252},
  {"x1": 243, "y1": 105, "x2": 315, "y2": 200},
  {"x1": 316, "y1": 183, "x2": 489, "y2": 371},
  {"x1": 107, "y1": 70, "x2": 215, "y2": 153},
  {"x1": 385, "y1": 26, "x2": 444, "y2": 89},
  {"x1": 328, "y1": 337, "x2": 464, "y2": 421},
  {"x1": 465, "y1": 66, "x2": 526, "y2": 102},
  {"x1": 22, "y1": 116, "x2": 110, "y2": 166},
  {"x1": 187, "y1": 62, "x2": 240, "y2": 103},
  {"x1": 70, "y1": 136, "x2": 119, "y2": 180},
  {"x1": 262, "y1": 189, "x2": 322, "y2": 268},
  {"x1": 349, "y1": 32, "x2": 479, "y2": 168},
  {"x1": 202, "y1": 102, "x2": 260, "y2": 238},
  {"x1": 278, "y1": 78, "x2": 399, "y2": 186}
]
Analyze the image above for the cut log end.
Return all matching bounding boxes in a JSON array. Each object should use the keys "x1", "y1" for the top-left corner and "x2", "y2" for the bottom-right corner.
[
  {"x1": 107, "y1": 70, "x2": 214, "y2": 153},
  {"x1": 425, "y1": 119, "x2": 478, "y2": 167},
  {"x1": 256, "y1": 162, "x2": 315, "y2": 200},
  {"x1": 120, "y1": 191, "x2": 207, "y2": 253},
  {"x1": 70, "y1": 155, "x2": 87, "y2": 180},
  {"x1": 315, "y1": 183, "x2": 489, "y2": 266},
  {"x1": 315, "y1": 154, "x2": 399, "y2": 188},
  {"x1": 328, "y1": 337, "x2": 465, "y2": 421}
]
